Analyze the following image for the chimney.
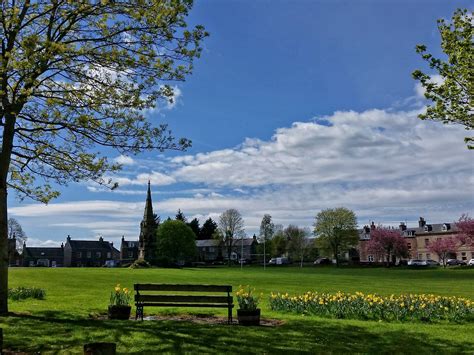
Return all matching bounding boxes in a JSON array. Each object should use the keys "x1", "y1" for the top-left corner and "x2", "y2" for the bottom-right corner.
[
  {"x1": 67, "y1": 235, "x2": 71, "y2": 242},
  {"x1": 99, "y1": 236, "x2": 104, "y2": 242},
  {"x1": 121, "y1": 235, "x2": 125, "y2": 242},
  {"x1": 418, "y1": 217, "x2": 426, "y2": 228},
  {"x1": 370, "y1": 221, "x2": 376, "y2": 230},
  {"x1": 399, "y1": 222, "x2": 407, "y2": 231},
  {"x1": 61, "y1": 243, "x2": 64, "y2": 249}
]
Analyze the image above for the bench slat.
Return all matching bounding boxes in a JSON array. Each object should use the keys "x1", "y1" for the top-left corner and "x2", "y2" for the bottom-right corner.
[
  {"x1": 136, "y1": 295, "x2": 231, "y2": 304},
  {"x1": 138, "y1": 303, "x2": 234, "y2": 308},
  {"x1": 134, "y1": 284, "x2": 232, "y2": 292}
]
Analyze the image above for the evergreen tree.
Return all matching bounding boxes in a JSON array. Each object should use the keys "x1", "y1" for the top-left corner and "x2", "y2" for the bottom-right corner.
[
  {"x1": 199, "y1": 217, "x2": 218, "y2": 240},
  {"x1": 187, "y1": 218, "x2": 201, "y2": 238}
]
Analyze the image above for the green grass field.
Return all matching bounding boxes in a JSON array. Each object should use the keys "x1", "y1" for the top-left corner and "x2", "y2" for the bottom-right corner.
[{"x1": 1, "y1": 266, "x2": 474, "y2": 354}]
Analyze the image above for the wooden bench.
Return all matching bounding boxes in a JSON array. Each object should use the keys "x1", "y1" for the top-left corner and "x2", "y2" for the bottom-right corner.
[{"x1": 134, "y1": 284, "x2": 234, "y2": 323}]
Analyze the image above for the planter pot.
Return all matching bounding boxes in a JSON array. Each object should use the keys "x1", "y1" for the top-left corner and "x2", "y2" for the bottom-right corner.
[
  {"x1": 237, "y1": 308, "x2": 260, "y2": 326},
  {"x1": 108, "y1": 305, "x2": 131, "y2": 320}
]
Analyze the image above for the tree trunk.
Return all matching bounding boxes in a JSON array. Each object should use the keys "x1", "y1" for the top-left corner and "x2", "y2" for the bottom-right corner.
[
  {"x1": 334, "y1": 246, "x2": 339, "y2": 267},
  {"x1": 0, "y1": 186, "x2": 8, "y2": 315}
]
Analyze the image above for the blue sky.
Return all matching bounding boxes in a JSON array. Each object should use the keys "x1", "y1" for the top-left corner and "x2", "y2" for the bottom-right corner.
[{"x1": 10, "y1": 0, "x2": 473, "y2": 246}]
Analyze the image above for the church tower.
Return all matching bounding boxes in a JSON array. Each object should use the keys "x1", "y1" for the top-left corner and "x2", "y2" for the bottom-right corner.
[{"x1": 138, "y1": 181, "x2": 158, "y2": 262}]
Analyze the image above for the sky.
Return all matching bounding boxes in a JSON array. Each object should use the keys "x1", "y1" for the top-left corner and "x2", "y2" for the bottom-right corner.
[{"x1": 9, "y1": 0, "x2": 474, "y2": 247}]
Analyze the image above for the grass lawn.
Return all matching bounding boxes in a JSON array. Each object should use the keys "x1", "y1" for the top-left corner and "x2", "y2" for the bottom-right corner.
[{"x1": 1, "y1": 266, "x2": 473, "y2": 353}]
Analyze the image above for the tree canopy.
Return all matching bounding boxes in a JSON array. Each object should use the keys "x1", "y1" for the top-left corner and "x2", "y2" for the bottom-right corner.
[
  {"x1": 313, "y1": 207, "x2": 358, "y2": 266},
  {"x1": 412, "y1": 8, "x2": 473, "y2": 149},
  {"x1": 0, "y1": 0, "x2": 207, "y2": 315},
  {"x1": 218, "y1": 208, "x2": 245, "y2": 265},
  {"x1": 156, "y1": 220, "x2": 196, "y2": 265},
  {"x1": 199, "y1": 217, "x2": 217, "y2": 240},
  {"x1": 366, "y1": 226, "x2": 409, "y2": 267}
]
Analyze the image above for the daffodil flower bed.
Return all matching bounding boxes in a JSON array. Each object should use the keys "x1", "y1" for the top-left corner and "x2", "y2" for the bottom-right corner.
[
  {"x1": 236, "y1": 285, "x2": 262, "y2": 311},
  {"x1": 269, "y1": 291, "x2": 474, "y2": 322}
]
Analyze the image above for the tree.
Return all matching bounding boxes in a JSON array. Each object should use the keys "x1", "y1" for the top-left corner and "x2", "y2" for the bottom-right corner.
[
  {"x1": 156, "y1": 220, "x2": 196, "y2": 265},
  {"x1": 259, "y1": 214, "x2": 274, "y2": 269},
  {"x1": 428, "y1": 238, "x2": 458, "y2": 268},
  {"x1": 218, "y1": 209, "x2": 245, "y2": 266},
  {"x1": 271, "y1": 228, "x2": 288, "y2": 257},
  {"x1": 286, "y1": 225, "x2": 310, "y2": 268},
  {"x1": 366, "y1": 226, "x2": 409, "y2": 267},
  {"x1": 175, "y1": 209, "x2": 187, "y2": 223},
  {"x1": 187, "y1": 217, "x2": 200, "y2": 238},
  {"x1": 313, "y1": 208, "x2": 358, "y2": 267},
  {"x1": 0, "y1": 1, "x2": 207, "y2": 314},
  {"x1": 7, "y1": 218, "x2": 27, "y2": 251},
  {"x1": 455, "y1": 214, "x2": 474, "y2": 247},
  {"x1": 199, "y1": 217, "x2": 217, "y2": 240},
  {"x1": 412, "y1": 9, "x2": 473, "y2": 149}
]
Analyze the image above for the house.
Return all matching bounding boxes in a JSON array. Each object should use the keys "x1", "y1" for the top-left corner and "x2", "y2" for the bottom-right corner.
[
  {"x1": 359, "y1": 217, "x2": 474, "y2": 264},
  {"x1": 196, "y1": 239, "x2": 222, "y2": 262},
  {"x1": 120, "y1": 236, "x2": 140, "y2": 264},
  {"x1": 22, "y1": 242, "x2": 64, "y2": 267},
  {"x1": 63, "y1": 235, "x2": 120, "y2": 267},
  {"x1": 226, "y1": 236, "x2": 258, "y2": 262},
  {"x1": 8, "y1": 236, "x2": 21, "y2": 266}
]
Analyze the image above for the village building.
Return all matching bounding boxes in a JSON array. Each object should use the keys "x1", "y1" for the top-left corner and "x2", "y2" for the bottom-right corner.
[
  {"x1": 120, "y1": 236, "x2": 140, "y2": 264},
  {"x1": 63, "y1": 235, "x2": 120, "y2": 267},
  {"x1": 138, "y1": 181, "x2": 158, "y2": 263},
  {"x1": 8, "y1": 235, "x2": 21, "y2": 266},
  {"x1": 359, "y1": 217, "x2": 474, "y2": 264},
  {"x1": 22, "y1": 243, "x2": 64, "y2": 267}
]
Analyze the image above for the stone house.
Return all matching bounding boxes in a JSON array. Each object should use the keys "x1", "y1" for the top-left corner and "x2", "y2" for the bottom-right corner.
[
  {"x1": 196, "y1": 239, "x2": 222, "y2": 262},
  {"x1": 22, "y1": 243, "x2": 64, "y2": 267},
  {"x1": 63, "y1": 235, "x2": 120, "y2": 267},
  {"x1": 120, "y1": 236, "x2": 140, "y2": 264}
]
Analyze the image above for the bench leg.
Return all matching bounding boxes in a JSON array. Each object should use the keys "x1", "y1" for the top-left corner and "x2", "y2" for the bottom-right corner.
[
  {"x1": 136, "y1": 305, "x2": 144, "y2": 321},
  {"x1": 228, "y1": 307, "x2": 232, "y2": 324}
]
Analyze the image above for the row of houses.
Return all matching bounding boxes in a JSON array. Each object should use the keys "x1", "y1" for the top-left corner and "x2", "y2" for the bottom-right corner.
[
  {"x1": 8, "y1": 234, "x2": 259, "y2": 267},
  {"x1": 359, "y1": 217, "x2": 474, "y2": 264}
]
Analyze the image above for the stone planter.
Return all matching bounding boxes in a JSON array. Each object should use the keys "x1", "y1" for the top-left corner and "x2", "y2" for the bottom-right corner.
[
  {"x1": 237, "y1": 308, "x2": 260, "y2": 326},
  {"x1": 108, "y1": 305, "x2": 131, "y2": 320}
]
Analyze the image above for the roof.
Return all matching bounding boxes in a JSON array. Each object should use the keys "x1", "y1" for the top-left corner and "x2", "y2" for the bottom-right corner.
[
  {"x1": 233, "y1": 238, "x2": 257, "y2": 247},
  {"x1": 196, "y1": 239, "x2": 220, "y2": 247},
  {"x1": 67, "y1": 239, "x2": 115, "y2": 251},
  {"x1": 23, "y1": 247, "x2": 64, "y2": 259},
  {"x1": 359, "y1": 222, "x2": 459, "y2": 240}
]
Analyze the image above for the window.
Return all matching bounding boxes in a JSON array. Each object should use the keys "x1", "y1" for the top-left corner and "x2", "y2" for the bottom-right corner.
[
  {"x1": 128, "y1": 251, "x2": 133, "y2": 258},
  {"x1": 87, "y1": 251, "x2": 91, "y2": 258},
  {"x1": 96, "y1": 252, "x2": 101, "y2": 258},
  {"x1": 424, "y1": 238, "x2": 429, "y2": 247},
  {"x1": 77, "y1": 252, "x2": 82, "y2": 258},
  {"x1": 107, "y1": 252, "x2": 111, "y2": 259},
  {"x1": 418, "y1": 253, "x2": 422, "y2": 259},
  {"x1": 407, "y1": 243, "x2": 411, "y2": 250},
  {"x1": 461, "y1": 252, "x2": 467, "y2": 261},
  {"x1": 368, "y1": 255, "x2": 374, "y2": 262},
  {"x1": 426, "y1": 253, "x2": 431, "y2": 260}
]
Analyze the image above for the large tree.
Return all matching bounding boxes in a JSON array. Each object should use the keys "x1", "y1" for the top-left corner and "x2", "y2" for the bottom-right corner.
[
  {"x1": 286, "y1": 225, "x2": 310, "y2": 268},
  {"x1": 313, "y1": 207, "x2": 358, "y2": 267},
  {"x1": 0, "y1": 1, "x2": 207, "y2": 314},
  {"x1": 366, "y1": 226, "x2": 409, "y2": 267},
  {"x1": 156, "y1": 220, "x2": 196, "y2": 265},
  {"x1": 7, "y1": 217, "x2": 27, "y2": 251},
  {"x1": 412, "y1": 8, "x2": 473, "y2": 149},
  {"x1": 217, "y1": 208, "x2": 245, "y2": 266},
  {"x1": 455, "y1": 214, "x2": 474, "y2": 247},
  {"x1": 187, "y1": 217, "x2": 200, "y2": 238},
  {"x1": 259, "y1": 214, "x2": 274, "y2": 269},
  {"x1": 199, "y1": 217, "x2": 217, "y2": 240}
]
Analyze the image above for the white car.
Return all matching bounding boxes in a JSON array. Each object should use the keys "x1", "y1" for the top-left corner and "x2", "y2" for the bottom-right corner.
[
  {"x1": 408, "y1": 259, "x2": 427, "y2": 266},
  {"x1": 468, "y1": 259, "x2": 474, "y2": 266}
]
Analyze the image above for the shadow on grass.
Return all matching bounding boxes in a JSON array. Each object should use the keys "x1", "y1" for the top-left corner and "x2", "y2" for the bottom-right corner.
[{"x1": 1, "y1": 311, "x2": 472, "y2": 354}]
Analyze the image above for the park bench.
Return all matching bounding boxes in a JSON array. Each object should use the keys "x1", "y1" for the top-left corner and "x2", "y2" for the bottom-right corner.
[{"x1": 134, "y1": 284, "x2": 234, "y2": 323}]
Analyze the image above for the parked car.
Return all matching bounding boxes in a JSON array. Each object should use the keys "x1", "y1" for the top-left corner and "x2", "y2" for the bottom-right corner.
[
  {"x1": 425, "y1": 259, "x2": 440, "y2": 266},
  {"x1": 314, "y1": 258, "x2": 332, "y2": 265},
  {"x1": 407, "y1": 259, "x2": 427, "y2": 266},
  {"x1": 468, "y1": 259, "x2": 474, "y2": 266},
  {"x1": 269, "y1": 257, "x2": 290, "y2": 265},
  {"x1": 446, "y1": 259, "x2": 466, "y2": 266}
]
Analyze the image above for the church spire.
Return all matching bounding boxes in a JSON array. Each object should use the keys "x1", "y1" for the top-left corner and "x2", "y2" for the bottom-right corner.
[{"x1": 143, "y1": 180, "x2": 154, "y2": 220}]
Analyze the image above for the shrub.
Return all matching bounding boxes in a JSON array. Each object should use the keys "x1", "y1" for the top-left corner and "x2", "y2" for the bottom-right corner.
[
  {"x1": 269, "y1": 291, "x2": 474, "y2": 323},
  {"x1": 8, "y1": 287, "x2": 46, "y2": 301}
]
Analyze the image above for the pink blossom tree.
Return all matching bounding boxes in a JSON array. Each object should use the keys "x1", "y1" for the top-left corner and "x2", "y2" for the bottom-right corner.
[
  {"x1": 455, "y1": 214, "x2": 474, "y2": 247},
  {"x1": 428, "y1": 238, "x2": 458, "y2": 268},
  {"x1": 367, "y1": 227, "x2": 409, "y2": 267}
]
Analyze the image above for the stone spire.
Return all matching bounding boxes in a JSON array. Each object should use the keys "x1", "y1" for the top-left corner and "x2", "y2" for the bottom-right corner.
[{"x1": 138, "y1": 181, "x2": 158, "y2": 263}]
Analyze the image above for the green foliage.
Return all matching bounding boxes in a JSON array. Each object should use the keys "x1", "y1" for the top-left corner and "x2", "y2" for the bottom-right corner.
[
  {"x1": 270, "y1": 291, "x2": 474, "y2": 323},
  {"x1": 199, "y1": 217, "x2": 218, "y2": 240},
  {"x1": 412, "y1": 8, "x2": 473, "y2": 149},
  {"x1": 156, "y1": 220, "x2": 196, "y2": 263},
  {"x1": 8, "y1": 286, "x2": 45, "y2": 301},
  {"x1": 175, "y1": 209, "x2": 187, "y2": 222},
  {"x1": 314, "y1": 208, "x2": 358, "y2": 266},
  {"x1": 109, "y1": 284, "x2": 132, "y2": 306},
  {"x1": 0, "y1": 1, "x2": 208, "y2": 202},
  {"x1": 187, "y1": 217, "x2": 200, "y2": 238},
  {"x1": 271, "y1": 231, "x2": 288, "y2": 257}
]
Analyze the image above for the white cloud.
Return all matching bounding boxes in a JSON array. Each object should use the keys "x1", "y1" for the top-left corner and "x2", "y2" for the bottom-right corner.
[
  {"x1": 113, "y1": 155, "x2": 135, "y2": 166},
  {"x1": 109, "y1": 171, "x2": 176, "y2": 187}
]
